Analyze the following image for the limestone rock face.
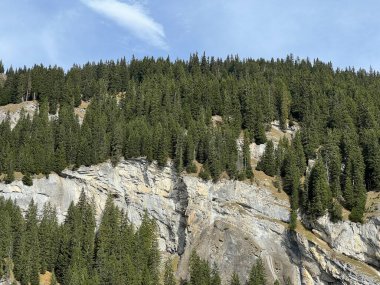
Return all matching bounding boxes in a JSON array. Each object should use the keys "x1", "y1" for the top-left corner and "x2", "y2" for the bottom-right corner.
[
  {"x1": 0, "y1": 101, "x2": 38, "y2": 129},
  {"x1": 0, "y1": 159, "x2": 379, "y2": 285},
  {"x1": 308, "y1": 215, "x2": 380, "y2": 269}
]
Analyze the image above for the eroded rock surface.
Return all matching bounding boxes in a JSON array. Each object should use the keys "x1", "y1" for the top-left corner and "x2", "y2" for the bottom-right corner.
[{"x1": 0, "y1": 159, "x2": 379, "y2": 284}]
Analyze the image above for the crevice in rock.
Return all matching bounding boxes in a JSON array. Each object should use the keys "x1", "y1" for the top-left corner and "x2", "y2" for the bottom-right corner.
[{"x1": 173, "y1": 177, "x2": 189, "y2": 256}]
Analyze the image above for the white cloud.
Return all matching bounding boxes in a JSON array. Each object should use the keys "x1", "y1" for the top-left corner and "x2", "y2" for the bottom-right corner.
[{"x1": 81, "y1": 0, "x2": 167, "y2": 49}]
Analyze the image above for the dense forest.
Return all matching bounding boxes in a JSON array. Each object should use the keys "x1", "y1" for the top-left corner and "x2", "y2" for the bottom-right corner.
[
  {"x1": 0, "y1": 54, "x2": 380, "y2": 224},
  {"x1": 0, "y1": 195, "x2": 282, "y2": 285}
]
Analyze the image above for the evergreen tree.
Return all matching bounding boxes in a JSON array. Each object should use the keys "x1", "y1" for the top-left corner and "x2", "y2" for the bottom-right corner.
[
  {"x1": 282, "y1": 149, "x2": 300, "y2": 210},
  {"x1": 275, "y1": 79, "x2": 291, "y2": 130},
  {"x1": 17, "y1": 200, "x2": 40, "y2": 285},
  {"x1": 210, "y1": 264, "x2": 222, "y2": 285},
  {"x1": 189, "y1": 251, "x2": 211, "y2": 285},
  {"x1": 0, "y1": 207, "x2": 12, "y2": 275},
  {"x1": 289, "y1": 209, "x2": 297, "y2": 231},
  {"x1": 135, "y1": 212, "x2": 160, "y2": 285},
  {"x1": 230, "y1": 272, "x2": 241, "y2": 285},
  {"x1": 39, "y1": 202, "x2": 59, "y2": 273},
  {"x1": 22, "y1": 172, "x2": 33, "y2": 186},
  {"x1": 257, "y1": 140, "x2": 276, "y2": 176},
  {"x1": 95, "y1": 196, "x2": 122, "y2": 284},
  {"x1": 163, "y1": 259, "x2": 176, "y2": 285},
  {"x1": 329, "y1": 200, "x2": 343, "y2": 222},
  {"x1": 247, "y1": 257, "x2": 267, "y2": 285},
  {"x1": 307, "y1": 159, "x2": 331, "y2": 218},
  {"x1": 292, "y1": 132, "x2": 306, "y2": 175},
  {"x1": 110, "y1": 119, "x2": 124, "y2": 167},
  {"x1": 322, "y1": 133, "x2": 342, "y2": 199}
]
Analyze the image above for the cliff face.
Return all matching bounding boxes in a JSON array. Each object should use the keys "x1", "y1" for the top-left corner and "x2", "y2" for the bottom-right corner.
[{"x1": 0, "y1": 159, "x2": 379, "y2": 285}]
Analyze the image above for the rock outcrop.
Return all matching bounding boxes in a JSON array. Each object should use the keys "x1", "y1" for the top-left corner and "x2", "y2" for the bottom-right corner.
[
  {"x1": 306, "y1": 215, "x2": 380, "y2": 270},
  {"x1": 0, "y1": 159, "x2": 379, "y2": 284},
  {"x1": 0, "y1": 100, "x2": 88, "y2": 129}
]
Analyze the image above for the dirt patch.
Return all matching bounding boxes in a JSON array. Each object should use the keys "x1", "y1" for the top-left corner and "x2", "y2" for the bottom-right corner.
[
  {"x1": 211, "y1": 115, "x2": 223, "y2": 127},
  {"x1": 253, "y1": 170, "x2": 289, "y2": 203},
  {"x1": 0, "y1": 100, "x2": 37, "y2": 114},
  {"x1": 40, "y1": 271, "x2": 53, "y2": 285},
  {"x1": 185, "y1": 160, "x2": 203, "y2": 177},
  {"x1": 74, "y1": 100, "x2": 90, "y2": 123},
  {"x1": 365, "y1": 191, "x2": 380, "y2": 219}
]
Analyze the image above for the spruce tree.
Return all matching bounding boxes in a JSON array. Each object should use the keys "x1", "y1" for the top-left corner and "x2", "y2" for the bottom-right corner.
[
  {"x1": 210, "y1": 264, "x2": 222, "y2": 285},
  {"x1": 307, "y1": 159, "x2": 331, "y2": 218},
  {"x1": 289, "y1": 209, "x2": 297, "y2": 231},
  {"x1": 282, "y1": 149, "x2": 300, "y2": 208},
  {"x1": 95, "y1": 196, "x2": 122, "y2": 284},
  {"x1": 230, "y1": 272, "x2": 241, "y2": 285},
  {"x1": 163, "y1": 259, "x2": 176, "y2": 285},
  {"x1": 248, "y1": 257, "x2": 267, "y2": 285},
  {"x1": 39, "y1": 202, "x2": 59, "y2": 273},
  {"x1": 292, "y1": 132, "x2": 306, "y2": 175},
  {"x1": 17, "y1": 200, "x2": 40, "y2": 285},
  {"x1": 0, "y1": 60, "x2": 4, "y2": 74},
  {"x1": 257, "y1": 140, "x2": 276, "y2": 176},
  {"x1": 0, "y1": 208, "x2": 12, "y2": 273},
  {"x1": 275, "y1": 79, "x2": 291, "y2": 130},
  {"x1": 22, "y1": 172, "x2": 33, "y2": 186},
  {"x1": 322, "y1": 133, "x2": 342, "y2": 199}
]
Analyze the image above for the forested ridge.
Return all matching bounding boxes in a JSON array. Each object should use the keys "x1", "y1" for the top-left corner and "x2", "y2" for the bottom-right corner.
[{"x1": 0, "y1": 54, "x2": 380, "y2": 224}]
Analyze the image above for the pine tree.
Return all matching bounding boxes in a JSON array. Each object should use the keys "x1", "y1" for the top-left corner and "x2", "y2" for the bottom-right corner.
[
  {"x1": 341, "y1": 133, "x2": 366, "y2": 222},
  {"x1": 275, "y1": 79, "x2": 291, "y2": 130},
  {"x1": 22, "y1": 172, "x2": 33, "y2": 186},
  {"x1": 289, "y1": 209, "x2": 297, "y2": 231},
  {"x1": 53, "y1": 141, "x2": 67, "y2": 174},
  {"x1": 275, "y1": 137, "x2": 289, "y2": 175},
  {"x1": 110, "y1": 120, "x2": 124, "y2": 167},
  {"x1": 242, "y1": 130, "x2": 253, "y2": 179},
  {"x1": 210, "y1": 264, "x2": 222, "y2": 285},
  {"x1": 247, "y1": 257, "x2": 267, "y2": 285},
  {"x1": 163, "y1": 259, "x2": 176, "y2": 285},
  {"x1": 230, "y1": 272, "x2": 241, "y2": 285},
  {"x1": 322, "y1": 133, "x2": 342, "y2": 199},
  {"x1": 39, "y1": 202, "x2": 59, "y2": 273},
  {"x1": 0, "y1": 207, "x2": 12, "y2": 273},
  {"x1": 17, "y1": 200, "x2": 40, "y2": 285},
  {"x1": 95, "y1": 196, "x2": 122, "y2": 284},
  {"x1": 189, "y1": 251, "x2": 211, "y2": 285},
  {"x1": 0, "y1": 60, "x2": 4, "y2": 74},
  {"x1": 282, "y1": 149, "x2": 300, "y2": 209},
  {"x1": 292, "y1": 132, "x2": 306, "y2": 175},
  {"x1": 329, "y1": 200, "x2": 343, "y2": 222},
  {"x1": 307, "y1": 159, "x2": 331, "y2": 218},
  {"x1": 257, "y1": 140, "x2": 276, "y2": 176},
  {"x1": 135, "y1": 212, "x2": 160, "y2": 285}
]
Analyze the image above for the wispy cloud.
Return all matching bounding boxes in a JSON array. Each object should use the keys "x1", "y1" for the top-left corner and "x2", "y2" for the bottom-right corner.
[{"x1": 81, "y1": 0, "x2": 167, "y2": 49}]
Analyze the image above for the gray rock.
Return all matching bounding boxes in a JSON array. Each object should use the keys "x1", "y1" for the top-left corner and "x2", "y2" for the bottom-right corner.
[{"x1": 0, "y1": 158, "x2": 379, "y2": 285}]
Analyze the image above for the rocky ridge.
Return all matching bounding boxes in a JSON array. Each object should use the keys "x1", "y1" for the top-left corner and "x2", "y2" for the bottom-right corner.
[{"x1": 0, "y1": 159, "x2": 379, "y2": 285}]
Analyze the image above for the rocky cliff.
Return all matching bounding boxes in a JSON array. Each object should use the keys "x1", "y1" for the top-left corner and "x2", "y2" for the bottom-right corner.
[{"x1": 0, "y1": 159, "x2": 379, "y2": 285}]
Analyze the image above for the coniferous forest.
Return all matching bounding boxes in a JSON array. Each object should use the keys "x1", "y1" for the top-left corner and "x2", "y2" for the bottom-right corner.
[
  {"x1": 0, "y1": 194, "x2": 272, "y2": 285},
  {"x1": 0, "y1": 54, "x2": 379, "y2": 229}
]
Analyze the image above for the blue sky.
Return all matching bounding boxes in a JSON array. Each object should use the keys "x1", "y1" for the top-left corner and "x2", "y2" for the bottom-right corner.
[{"x1": 1, "y1": 0, "x2": 380, "y2": 71}]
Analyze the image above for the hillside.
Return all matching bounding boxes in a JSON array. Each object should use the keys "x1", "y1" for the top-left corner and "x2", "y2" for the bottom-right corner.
[
  {"x1": 1, "y1": 158, "x2": 379, "y2": 285},
  {"x1": 0, "y1": 55, "x2": 380, "y2": 284}
]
